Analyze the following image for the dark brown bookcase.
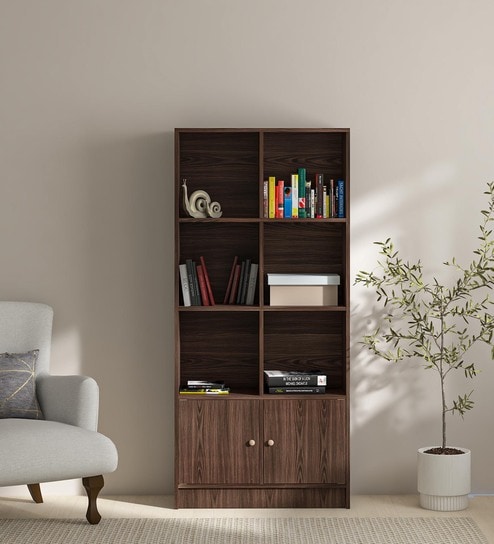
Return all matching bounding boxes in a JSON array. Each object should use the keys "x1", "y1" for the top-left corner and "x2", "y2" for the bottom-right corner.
[{"x1": 174, "y1": 128, "x2": 350, "y2": 508}]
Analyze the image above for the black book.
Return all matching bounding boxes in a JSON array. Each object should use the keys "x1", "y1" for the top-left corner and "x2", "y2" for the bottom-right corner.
[
  {"x1": 186, "y1": 259, "x2": 200, "y2": 305},
  {"x1": 239, "y1": 259, "x2": 251, "y2": 304},
  {"x1": 268, "y1": 386, "x2": 326, "y2": 394},
  {"x1": 264, "y1": 370, "x2": 327, "y2": 387}
]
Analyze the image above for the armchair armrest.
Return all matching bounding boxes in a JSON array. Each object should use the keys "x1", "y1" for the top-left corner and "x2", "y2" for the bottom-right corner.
[{"x1": 36, "y1": 375, "x2": 99, "y2": 431}]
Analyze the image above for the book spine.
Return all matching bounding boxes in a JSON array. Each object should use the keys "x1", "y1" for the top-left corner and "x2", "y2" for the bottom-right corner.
[
  {"x1": 329, "y1": 179, "x2": 335, "y2": 217},
  {"x1": 263, "y1": 180, "x2": 268, "y2": 218},
  {"x1": 245, "y1": 263, "x2": 258, "y2": 305},
  {"x1": 223, "y1": 255, "x2": 238, "y2": 304},
  {"x1": 304, "y1": 181, "x2": 311, "y2": 218},
  {"x1": 268, "y1": 387, "x2": 326, "y2": 394},
  {"x1": 196, "y1": 265, "x2": 210, "y2": 306},
  {"x1": 239, "y1": 259, "x2": 251, "y2": 304},
  {"x1": 236, "y1": 260, "x2": 246, "y2": 304},
  {"x1": 179, "y1": 263, "x2": 191, "y2": 307},
  {"x1": 228, "y1": 264, "x2": 241, "y2": 304},
  {"x1": 191, "y1": 262, "x2": 201, "y2": 305},
  {"x1": 199, "y1": 256, "x2": 215, "y2": 305},
  {"x1": 276, "y1": 180, "x2": 284, "y2": 218},
  {"x1": 268, "y1": 176, "x2": 276, "y2": 218},
  {"x1": 315, "y1": 173, "x2": 324, "y2": 218},
  {"x1": 265, "y1": 375, "x2": 326, "y2": 386},
  {"x1": 283, "y1": 186, "x2": 292, "y2": 218},
  {"x1": 298, "y1": 168, "x2": 307, "y2": 218},
  {"x1": 291, "y1": 174, "x2": 298, "y2": 218},
  {"x1": 186, "y1": 259, "x2": 200, "y2": 306},
  {"x1": 187, "y1": 381, "x2": 225, "y2": 388},
  {"x1": 180, "y1": 389, "x2": 230, "y2": 395},
  {"x1": 337, "y1": 179, "x2": 345, "y2": 218}
]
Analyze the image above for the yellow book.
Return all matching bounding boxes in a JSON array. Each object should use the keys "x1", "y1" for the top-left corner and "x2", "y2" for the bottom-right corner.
[
  {"x1": 291, "y1": 174, "x2": 298, "y2": 218},
  {"x1": 268, "y1": 176, "x2": 276, "y2": 218}
]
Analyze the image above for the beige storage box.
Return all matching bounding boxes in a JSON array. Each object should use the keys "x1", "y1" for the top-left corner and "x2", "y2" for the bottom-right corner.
[{"x1": 267, "y1": 273, "x2": 340, "y2": 306}]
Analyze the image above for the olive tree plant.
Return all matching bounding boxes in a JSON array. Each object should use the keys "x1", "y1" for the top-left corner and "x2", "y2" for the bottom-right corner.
[{"x1": 355, "y1": 182, "x2": 494, "y2": 453}]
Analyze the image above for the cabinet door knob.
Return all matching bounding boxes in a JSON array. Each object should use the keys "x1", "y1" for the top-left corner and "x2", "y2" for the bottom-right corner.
[
  {"x1": 267, "y1": 439, "x2": 275, "y2": 447},
  {"x1": 248, "y1": 439, "x2": 256, "y2": 447}
]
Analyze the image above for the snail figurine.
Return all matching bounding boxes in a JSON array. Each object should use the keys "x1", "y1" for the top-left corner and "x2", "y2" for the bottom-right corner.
[{"x1": 182, "y1": 179, "x2": 223, "y2": 218}]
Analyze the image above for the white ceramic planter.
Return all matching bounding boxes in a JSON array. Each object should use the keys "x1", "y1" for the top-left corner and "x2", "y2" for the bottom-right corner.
[{"x1": 417, "y1": 447, "x2": 471, "y2": 511}]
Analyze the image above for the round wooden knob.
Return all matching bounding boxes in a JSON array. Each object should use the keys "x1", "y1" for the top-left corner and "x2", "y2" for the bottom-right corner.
[
  {"x1": 267, "y1": 439, "x2": 275, "y2": 447},
  {"x1": 248, "y1": 439, "x2": 256, "y2": 447}
]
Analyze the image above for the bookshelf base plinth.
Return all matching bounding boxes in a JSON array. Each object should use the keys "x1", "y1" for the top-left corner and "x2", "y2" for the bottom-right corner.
[{"x1": 176, "y1": 486, "x2": 348, "y2": 508}]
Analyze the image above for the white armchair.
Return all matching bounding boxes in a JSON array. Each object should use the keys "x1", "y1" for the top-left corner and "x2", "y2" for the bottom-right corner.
[{"x1": 0, "y1": 302, "x2": 118, "y2": 524}]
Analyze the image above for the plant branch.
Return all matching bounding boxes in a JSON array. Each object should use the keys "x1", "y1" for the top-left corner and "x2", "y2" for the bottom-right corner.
[{"x1": 355, "y1": 182, "x2": 494, "y2": 450}]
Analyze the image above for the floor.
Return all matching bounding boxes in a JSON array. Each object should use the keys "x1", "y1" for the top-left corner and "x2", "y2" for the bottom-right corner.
[{"x1": 0, "y1": 495, "x2": 493, "y2": 542}]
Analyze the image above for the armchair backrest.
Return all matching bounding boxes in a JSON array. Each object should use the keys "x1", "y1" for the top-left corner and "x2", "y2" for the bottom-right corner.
[{"x1": 0, "y1": 302, "x2": 53, "y2": 375}]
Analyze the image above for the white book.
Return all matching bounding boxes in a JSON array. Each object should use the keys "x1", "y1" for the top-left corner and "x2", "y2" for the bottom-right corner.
[
  {"x1": 179, "y1": 264, "x2": 191, "y2": 306},
  {"x1": 267, "y1": 273, "x2": 340, "y2": 286}
]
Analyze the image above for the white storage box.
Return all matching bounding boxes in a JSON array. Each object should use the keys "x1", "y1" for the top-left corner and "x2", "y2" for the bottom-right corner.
[{"x1": 267, "y1": 273, "x2": 340, "y2": 306}]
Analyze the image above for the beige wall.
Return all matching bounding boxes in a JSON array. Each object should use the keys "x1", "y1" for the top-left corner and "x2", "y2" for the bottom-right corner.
[{"x1": 1, "y1": 1, "x2": 493, "y2": 497}]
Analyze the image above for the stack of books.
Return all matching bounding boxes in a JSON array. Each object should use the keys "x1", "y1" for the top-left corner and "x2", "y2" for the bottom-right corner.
[
  {"x1": 179, "y1": 380, "x2": 230, "y2": 395},
  {"x1": 264, "y1": 370, "x2": 327, "y2": 394}
]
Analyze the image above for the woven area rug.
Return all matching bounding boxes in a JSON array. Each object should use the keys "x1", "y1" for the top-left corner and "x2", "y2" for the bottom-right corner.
[{"x1": 0, "y1": 517, "x2": 488, "y2": 544}]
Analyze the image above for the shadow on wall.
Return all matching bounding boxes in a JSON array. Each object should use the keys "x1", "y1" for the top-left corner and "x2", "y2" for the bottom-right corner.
[
  {"x1": 349, "y1": 295, "x2": 436, "y2": 494},
  {"x1": 349, "y1": 171, "x2": 489, "y2": 494},
  {"x1": 76, "y1": 130, "x2": 174, "y2": 494}
]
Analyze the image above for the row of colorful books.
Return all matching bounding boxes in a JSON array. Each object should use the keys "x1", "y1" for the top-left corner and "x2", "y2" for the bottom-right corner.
[
  {"x1": 263, "y1": 170, "x2": 345, "y2": 219},
  {"x1": 179, "y1": 256, "x2": 259, "y2": 306},
  {"x1": 264, "y1": 370, "x2": 327, "y2": 394},
  {"x1": 179, "y1": 380, "x2": 230, "y2": 395}
]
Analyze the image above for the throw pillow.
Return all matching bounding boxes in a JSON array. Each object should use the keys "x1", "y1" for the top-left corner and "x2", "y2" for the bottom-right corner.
[{"x1": 0, "y1": 350, "x2": 44, "y2": 419}]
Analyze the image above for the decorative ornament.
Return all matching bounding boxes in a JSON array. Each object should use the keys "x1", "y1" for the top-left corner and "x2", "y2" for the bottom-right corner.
[{"x1": 182, "y1": 179, "x2": 223, "y2": 218}]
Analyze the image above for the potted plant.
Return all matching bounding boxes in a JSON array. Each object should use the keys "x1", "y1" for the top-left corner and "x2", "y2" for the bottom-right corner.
[{"x1": 355, "y1": 182, "x2": 494, "y2": 511}]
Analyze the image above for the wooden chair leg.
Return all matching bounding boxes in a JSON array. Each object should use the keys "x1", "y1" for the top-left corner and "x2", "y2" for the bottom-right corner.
[
  {"x1": 82, "y1": 475, "x2": 104, "y2": 525},
  {"x1": 27, "y1": 484, "x2": 43, "y2": 504}
]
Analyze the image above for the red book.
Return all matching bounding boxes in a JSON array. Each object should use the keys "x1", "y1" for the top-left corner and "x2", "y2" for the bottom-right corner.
[
  {"x1": 276, "y1": 180, "x2": 284, "y2": 218},
  {"x1": 199, "y1": 256, "x2": 215, "y2": 305},
  {"x1": 196, "y1": 265, "x2": 210, "y2": 306},
  {"x1": 223, "y1": 256, "x2": 238, "y2": 304},
  {"x1": 228, "y1": 264, "x2": 241, "y2": 304}
]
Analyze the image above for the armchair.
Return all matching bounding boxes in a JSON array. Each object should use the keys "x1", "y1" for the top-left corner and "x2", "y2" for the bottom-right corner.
[{"x1": 0, "y1": 302, "x2": 118, "y2": 524}]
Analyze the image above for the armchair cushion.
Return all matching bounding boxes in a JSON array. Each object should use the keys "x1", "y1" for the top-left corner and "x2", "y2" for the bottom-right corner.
[
  {"x1": 0, "y1": 419, "x2": 118, "y2": 487},
  {"x1": 0, "y1": 350, "x2": 43, "y2": 420}
]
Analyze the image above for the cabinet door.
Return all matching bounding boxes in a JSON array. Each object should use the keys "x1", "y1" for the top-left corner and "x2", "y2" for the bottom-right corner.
[
  {"x1": 263, "y1": 399, "x2": 347, "y2": 485},
  {"x1": 178, "y1": 399, "x2": 261, "y2": 485}
]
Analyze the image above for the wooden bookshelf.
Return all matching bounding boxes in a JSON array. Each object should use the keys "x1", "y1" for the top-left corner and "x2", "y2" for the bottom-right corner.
[{"x1": 174, "y1": 128, "x2": 350, "y2": 508}]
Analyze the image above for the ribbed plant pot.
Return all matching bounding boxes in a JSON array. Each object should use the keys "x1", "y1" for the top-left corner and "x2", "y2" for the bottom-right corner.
[{"x1": 417, "y1": 447, "x2": 471, "y2": 511}]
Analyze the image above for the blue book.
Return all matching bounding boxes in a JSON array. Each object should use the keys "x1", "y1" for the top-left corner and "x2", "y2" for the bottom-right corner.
[
  {"x1": 283, "y1": 186, "x2": 292, "y2": 218},
  {"x1": 337, "y1": 179, "x2": 345, "y2": 218}
]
